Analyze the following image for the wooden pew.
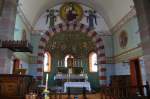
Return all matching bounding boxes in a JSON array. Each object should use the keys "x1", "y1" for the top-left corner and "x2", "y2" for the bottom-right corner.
[{"x1": 0, "y1": 74, "x2": 33, "y2": 98}]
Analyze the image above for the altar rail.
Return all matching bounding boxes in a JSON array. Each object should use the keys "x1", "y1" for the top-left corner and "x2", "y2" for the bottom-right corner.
[{"x1": 100, "y1": 82, "x2": 150, "y2": 99}]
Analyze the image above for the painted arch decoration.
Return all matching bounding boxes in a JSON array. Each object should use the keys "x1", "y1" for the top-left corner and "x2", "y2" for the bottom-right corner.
[{"x1": 36, "y1": 23, "x2": 107, "y2": 86}]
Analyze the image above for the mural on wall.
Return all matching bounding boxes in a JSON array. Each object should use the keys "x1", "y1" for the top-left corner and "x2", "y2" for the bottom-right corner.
[
  {"x1": 45, "y1": 9, "x2": 58, "y2": 28},
  {"x1": 34, "y1": 2, "x2": 109, "y2": 33},
  {"x1": 60, "y1": 2, "x2": 83, "y2": 23},
  {"x1": 119, "y1": 30, "x2": 128, "y2": 48},
  {"x1": 0, "y1": 0, "x2": 4, "y2": 16},
  {"x1": 85, "y1": 10, "x2": 97, "y2": 28}
]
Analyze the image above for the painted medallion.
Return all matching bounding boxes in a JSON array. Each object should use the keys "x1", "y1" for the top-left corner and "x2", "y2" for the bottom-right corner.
[
  {"x1": 60, "y1": 2, "x2": 83, "y2": 22},
  {"x1": 119, "y1": 30, "x2": 128, "y2": 48}
]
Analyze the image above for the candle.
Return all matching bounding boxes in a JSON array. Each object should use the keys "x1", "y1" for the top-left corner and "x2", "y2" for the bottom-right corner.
[
  {"x1": 60, "y1": 60, "x2": 62, "y2": 66},
  {"x1": 74, "y1": 60, "x2": 76, "y2": 67},
  {"x1": 58, "y1": 60, "x2": 60, "y2": 66},
  {"x1": 77, "y1": 59, "x2": 79, "y2": 66},
  {"x1": 80, "y1": 60, "x2": 82, "y2": 67},
  {"x1": 62, "y1": 59, "x2": 64, "y2": 66},
  {"x1": 46, "y1": 73, "x2": 49, "y2": 81},
  {"x1": 45, "y1": 73, "x2": 49, "y2": 90}
]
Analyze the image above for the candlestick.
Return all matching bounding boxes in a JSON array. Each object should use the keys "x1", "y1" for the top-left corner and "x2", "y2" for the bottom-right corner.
[
  {"x1": 45, "y1": 73, "x2": 49, "y2": 90},
  {"x1": 20, "y1": 64, "x2": 22, "y2": 69},
  {"x1": 74, "y1": 60, "x2": 76, "y2": 67}
]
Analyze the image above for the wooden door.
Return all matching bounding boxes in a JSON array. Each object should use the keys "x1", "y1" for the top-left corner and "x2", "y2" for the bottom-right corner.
[
  {"x1": 13, "y1": 59, "x2": 20, "y2": 74},
  {"x1": 129, "y1": 58, "x2": 143, "y2": 95}
]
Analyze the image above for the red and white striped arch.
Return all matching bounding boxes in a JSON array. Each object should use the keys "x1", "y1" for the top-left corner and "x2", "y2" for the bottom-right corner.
[{"x1": 36, "y1": 23, "x2": 107, "y2": 86}]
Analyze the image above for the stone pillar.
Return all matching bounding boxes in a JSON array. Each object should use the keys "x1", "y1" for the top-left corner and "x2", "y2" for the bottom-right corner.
[
  {"x1": 0, "y1": 0, "x2": 17, "y2": 40},
  {"x1": 0, "y1": 0, "x2": 18, "y2": 74},
  {"x1": 0, "y1": 49, "x2": 13, "y2": 74},
  {"x1": 133, "y1": 0, "x2": 150, "y2": 83}
]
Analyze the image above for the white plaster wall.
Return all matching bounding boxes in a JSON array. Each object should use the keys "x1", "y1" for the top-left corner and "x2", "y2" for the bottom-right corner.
[
  {"x1": 20, "y1": 60, "x2": 29, "y2": 74},
  {"x1": 0, "y1": 49, "x2": 13, "y2": 74},
  {"x1": 139, "y1": 57, "x2": 147, "y2": 85},
  {"x1": 28, "y1": 64, "x2": 40, "y2": 77},
  {"x1": 105, "y1": 64, "x2": 115, "y2": 85},
  {"x1": 114, "y1": 63, "x2": 130, "y2": 75},
  {"x1": 99, "y1": 0, "x2": 134, "y2": 27}
]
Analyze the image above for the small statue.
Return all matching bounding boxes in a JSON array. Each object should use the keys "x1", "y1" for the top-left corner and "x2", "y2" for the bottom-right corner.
[
  {"x1": 85, "y1": 10, "x2": 97, "y2": 28},
  {"x1": 45, "y1": 9, "x2": 57, "y2": 28}
]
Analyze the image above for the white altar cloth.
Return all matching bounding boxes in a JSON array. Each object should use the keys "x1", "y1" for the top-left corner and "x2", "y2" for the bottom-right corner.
[
  {"x1": 64, "y1": 82, "x2": 91, "y2": 92},
  {"x1": 54, "y1": 74, "x2": 86, "y2": 80}
]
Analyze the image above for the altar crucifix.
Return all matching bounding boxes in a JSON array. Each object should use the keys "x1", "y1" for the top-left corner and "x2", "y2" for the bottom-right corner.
[
  {"x1": 67, "y1": 55, "x2": 74, "y2": 81},
  {"x1": 67, "y1": 55, "x2": 74, "y2": 68}
]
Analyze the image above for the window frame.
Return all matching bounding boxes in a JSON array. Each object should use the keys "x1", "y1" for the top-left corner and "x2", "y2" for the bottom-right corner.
[
  {"x1": 44, "y1": 52, "x2": 51, "y2": 72},
  {"x1": 89, "y1": 52, "x2": 98, "y2": 72}
]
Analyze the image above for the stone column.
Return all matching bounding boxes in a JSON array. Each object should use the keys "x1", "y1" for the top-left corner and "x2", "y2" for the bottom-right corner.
[
  {"x1": 0, "y1": 49, "x2": 13, "y2": 73},
  {"x1": 0, "y1": 0, "x2": 18, "y2": 74},
  {"x1": 133, "y1": 0, "x2": 150, "y2": 83},
  {"x1": 0, "y1": 0, "x2": 17, "y2": 40}
]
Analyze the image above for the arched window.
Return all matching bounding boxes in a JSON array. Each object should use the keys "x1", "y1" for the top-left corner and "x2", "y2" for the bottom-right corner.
[
  {"x1": 89, "y1": 52, "x2": 98, "y2": 72},
  {"x1": 64, "y1": 54, "x2": 74, "y2": 67},
  {"x1": 44, "y1": 52, "x2": 51, "y2": 72}
]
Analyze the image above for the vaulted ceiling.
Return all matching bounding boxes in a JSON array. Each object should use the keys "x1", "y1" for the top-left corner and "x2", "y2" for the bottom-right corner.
[{"x1": 19, "y1": 0, "x2": 134, "y2": 29}]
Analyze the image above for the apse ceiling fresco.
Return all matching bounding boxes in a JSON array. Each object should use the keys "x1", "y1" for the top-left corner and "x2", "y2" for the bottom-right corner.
[
  {"x1": 19, "y1": 0, "x2": 133, "y2": 29},
  {"x1": 34, "y1": 2, "x2": 109, "y2": 34},
  {"x1": 45, "y1": 31, "x2": 96, "y2": 58}
]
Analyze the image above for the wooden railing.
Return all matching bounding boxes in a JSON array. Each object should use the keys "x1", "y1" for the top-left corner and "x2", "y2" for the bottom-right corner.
[
  {"x1": 67, "y1": 87, "x2": 87, "y2": 99},
  {"x1": 100, "y1": 82, "x2": 150, "y2": 99},
  {"x1": 0, "y1": 40, "x2": 33, "y2": 52}
]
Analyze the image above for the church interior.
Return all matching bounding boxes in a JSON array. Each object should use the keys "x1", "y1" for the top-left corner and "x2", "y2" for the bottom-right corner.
[{"x1": 0, "y1": 0, "x2": 150, "y2": 99}]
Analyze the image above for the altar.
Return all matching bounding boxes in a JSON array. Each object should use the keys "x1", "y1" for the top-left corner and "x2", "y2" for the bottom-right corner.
[
  {"x1": 54, "y1": 66, "x2": 88, "y2": 85},
  {"x1": 54, "y1": 74, "x2": 87, "y2": 80},
  {"x1": 54, "y1": 57, "x2": 91, "y2": 92},
  {"x1": 64, "y1": 82, "x2": 91, "y2": 92}
]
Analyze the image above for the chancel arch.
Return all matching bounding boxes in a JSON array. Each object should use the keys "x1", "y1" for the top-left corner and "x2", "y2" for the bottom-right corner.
[{"x1": 37, "y1": 23, "x2": 107, "y2": 85}]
